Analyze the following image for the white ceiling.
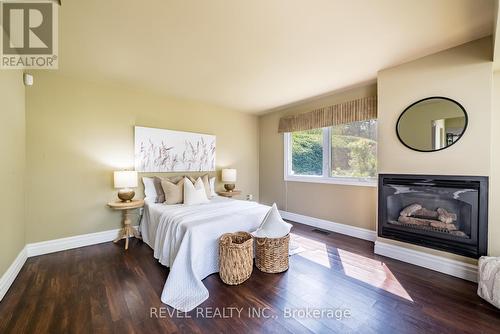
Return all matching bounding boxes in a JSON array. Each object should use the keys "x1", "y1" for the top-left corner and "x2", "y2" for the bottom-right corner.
[{"x1": 58, "y1": 0, "x2": 495, "y2": 113}]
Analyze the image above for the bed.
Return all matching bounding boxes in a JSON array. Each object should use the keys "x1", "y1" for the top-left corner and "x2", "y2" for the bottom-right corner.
[{"x1": 140, "y1": 196, "x2": 270, "y2": 312}]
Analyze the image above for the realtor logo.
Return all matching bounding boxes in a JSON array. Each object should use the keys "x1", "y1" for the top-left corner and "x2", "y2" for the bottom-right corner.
[{"x1": 1, "y1": 0, "x2": 58, "y2": 69}]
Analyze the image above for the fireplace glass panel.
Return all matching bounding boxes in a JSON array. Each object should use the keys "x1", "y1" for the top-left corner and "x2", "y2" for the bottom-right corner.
[{"x1": 384, "y1": 184, "x2": 476, "y2": 240}]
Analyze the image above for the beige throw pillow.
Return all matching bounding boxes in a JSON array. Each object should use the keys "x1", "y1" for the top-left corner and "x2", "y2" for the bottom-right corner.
[
  {"x1": 161, "y1": 178, "x2": 185, "y2": 205},
  {"x1": 153, "y1": 177, "x2": 166, "y2": 203},
  {"x1": 167, "y1": 175, "x2": 183, "y2": 183}
]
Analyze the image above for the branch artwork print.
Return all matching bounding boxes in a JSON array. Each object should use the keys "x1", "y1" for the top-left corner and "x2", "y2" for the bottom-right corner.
[{"x1": 134, "y1": 126, "x2": 216, "y2": 172}]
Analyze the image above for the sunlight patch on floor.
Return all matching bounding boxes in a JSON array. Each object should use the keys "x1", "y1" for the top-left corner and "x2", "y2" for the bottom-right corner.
[
  {"x1": 337, "y1": 249, "x2": 413, "y2": 302},
  {"x1": 297, "y1": 249, "x2": 332, "y2": 268},
  {"x1": 291, "y1": 233, "x2": 332, "y2": 268},
  {"x1": 290, "y1": 233, "x2": 413, "y2": 302}
]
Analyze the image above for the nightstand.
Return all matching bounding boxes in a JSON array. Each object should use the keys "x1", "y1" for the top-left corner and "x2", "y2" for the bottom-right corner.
[
  {"x1": 217, "y1": 190, "x2": 242, "y2": 198},
  {"x1": 107, "y1": 199, "x2": 144, "y2": 250}
]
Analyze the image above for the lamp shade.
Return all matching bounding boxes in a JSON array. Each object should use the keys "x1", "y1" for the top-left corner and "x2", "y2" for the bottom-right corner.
[
  {"x1": 222, "y1": 168, "x2": 237, "y2": 183},
  {"x1": 114, "y1": 171, "x2": 138, "y2": 188}
]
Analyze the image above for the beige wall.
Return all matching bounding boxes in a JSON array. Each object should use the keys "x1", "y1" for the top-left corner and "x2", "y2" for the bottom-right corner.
[
  {"x1": 259, "y1": 83, "x2": 377, "y2": 230},
  {"x1": 0, "y1": 71, "x2": 26, "y2": 276},
  {"x1": 490, "y1": 71, "x2": 500, "y2": 256},
  {"x1": 25, "y1": 73, "x2": 259, "y2": 243},
  {"x1": 378, "y1": 37, "x2": 496, "y2": 258},
  {"x1": 378, "y1": 37, "x2": 492, "y2": 176}
]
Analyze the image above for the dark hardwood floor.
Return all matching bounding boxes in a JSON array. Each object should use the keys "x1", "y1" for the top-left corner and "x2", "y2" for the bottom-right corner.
[{"x1": 1, "y1": 222, "x2": 499, "y2": 333}]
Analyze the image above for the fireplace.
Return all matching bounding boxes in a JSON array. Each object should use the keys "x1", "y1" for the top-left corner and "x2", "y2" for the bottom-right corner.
[{"x1": 378, "y1": 174, "x2": 488, "y2": 258}]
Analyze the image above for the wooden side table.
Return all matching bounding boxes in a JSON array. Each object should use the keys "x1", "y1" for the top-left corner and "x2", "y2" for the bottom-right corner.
[
  {"x1": 217, "y1": 190, "x2": 242, "y2": 198},
  {"x1": 107, "y1": 199, "x2": 144, "y2": 250}
]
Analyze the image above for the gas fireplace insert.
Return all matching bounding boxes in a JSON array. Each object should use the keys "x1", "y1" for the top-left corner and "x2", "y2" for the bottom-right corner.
[{"x1": 378, "y1": 174, "x2": 488, "y2": 258}]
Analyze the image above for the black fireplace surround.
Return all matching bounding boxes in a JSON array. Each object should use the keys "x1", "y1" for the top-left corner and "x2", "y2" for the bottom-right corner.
[{"x1": 378, "y1": 174, "x2": 488, "y2": 258}]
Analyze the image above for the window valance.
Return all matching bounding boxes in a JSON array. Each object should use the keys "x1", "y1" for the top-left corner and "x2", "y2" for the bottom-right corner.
[{"x1": 278, "y1": 96, "x2": 377, "y2": 133}]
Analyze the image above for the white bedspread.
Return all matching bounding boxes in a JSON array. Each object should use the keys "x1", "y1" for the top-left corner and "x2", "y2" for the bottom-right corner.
[{"x1": 140, "y1": 197, "x2": 270, "y2": 311}]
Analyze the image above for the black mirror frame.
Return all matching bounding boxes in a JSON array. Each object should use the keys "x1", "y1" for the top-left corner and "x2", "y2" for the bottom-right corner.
[{"x1": 396, "y1": 96, "x2": 468, "y2": 153}]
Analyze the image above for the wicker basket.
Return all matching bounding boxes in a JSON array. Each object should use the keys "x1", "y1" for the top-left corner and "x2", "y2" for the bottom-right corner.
[
  {"x1": 255, "y1": 234, "x2": 290, "y2": 273},
  {"x1": 219, "y1": 232, "x2": 254, "y2": 285}
]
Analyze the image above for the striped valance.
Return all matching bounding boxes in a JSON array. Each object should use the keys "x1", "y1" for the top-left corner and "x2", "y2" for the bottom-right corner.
[{"x1": 278, "y1": 96, "x2": 377, "y2": 133}]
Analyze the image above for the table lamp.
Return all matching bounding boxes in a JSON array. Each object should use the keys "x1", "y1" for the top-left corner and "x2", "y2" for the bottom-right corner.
[
  {"x1": 222, "y1": 168, "x2": 237, "y2": 192},
  {"x1": 114, "y1": 171, "x2": 138, "y2": 202}
]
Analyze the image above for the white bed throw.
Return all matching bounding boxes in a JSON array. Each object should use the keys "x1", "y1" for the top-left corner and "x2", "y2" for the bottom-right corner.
[{"x1": 141, "y1": 198, "x2": 269, "y2": 312}]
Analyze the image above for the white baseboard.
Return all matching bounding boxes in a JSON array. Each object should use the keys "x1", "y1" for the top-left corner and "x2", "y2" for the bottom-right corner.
[
  {"x1": 1, "y1": 226, "x2": 138, "y2": 302},
  {"x1": 27, "y1": 227, "x2": 128, "y2": 257},
  {"x1": 0, "y1": 246, "x2": 28, "y2": 301},
  {"x1": 374, "y1": 240, "x2": 478, "y2": 282},
  {"x1": 279, "y1": 210, "x2": 377, "y2": 242}
]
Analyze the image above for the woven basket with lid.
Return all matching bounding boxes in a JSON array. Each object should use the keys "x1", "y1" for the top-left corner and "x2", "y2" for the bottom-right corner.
[{"x1": 219, "y1": 232, "x2": 254, "y2": 285}]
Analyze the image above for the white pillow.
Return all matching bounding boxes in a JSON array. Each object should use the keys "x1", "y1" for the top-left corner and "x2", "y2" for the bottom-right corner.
[
  {"x1": 184, "y1": 177, "x2": 210, "y2": 205},
  {"x1": 142, "y1": 177, "x2": 157, "y2": 202},
  {"x1": 252, "y1": 203, "x2": 292, "y2": 238},
  {"x1": 209, "y1": 177, "x2": 217, "y2": 197}
]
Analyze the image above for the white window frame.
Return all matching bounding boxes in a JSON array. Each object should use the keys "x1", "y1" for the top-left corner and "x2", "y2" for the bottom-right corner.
[{"x1": 284, "y1": 127, "x2": 377, "y2": 187}]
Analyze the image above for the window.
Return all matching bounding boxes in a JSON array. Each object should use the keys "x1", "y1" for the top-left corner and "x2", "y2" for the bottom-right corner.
[
  {"x1": 290, "y1": 128, "x2": 323, "y2": 176},
  {"x1": 285, "y1": 120, "x2": 377, "y2": 186},
  {"x1": 331, "y1": 120, "x2": 377, "y2": 178}
]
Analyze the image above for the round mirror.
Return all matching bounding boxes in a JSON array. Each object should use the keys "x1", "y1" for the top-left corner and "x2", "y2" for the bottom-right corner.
[{"x1": 396, "y1": 97, "x2": 468, "y2": 152}]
